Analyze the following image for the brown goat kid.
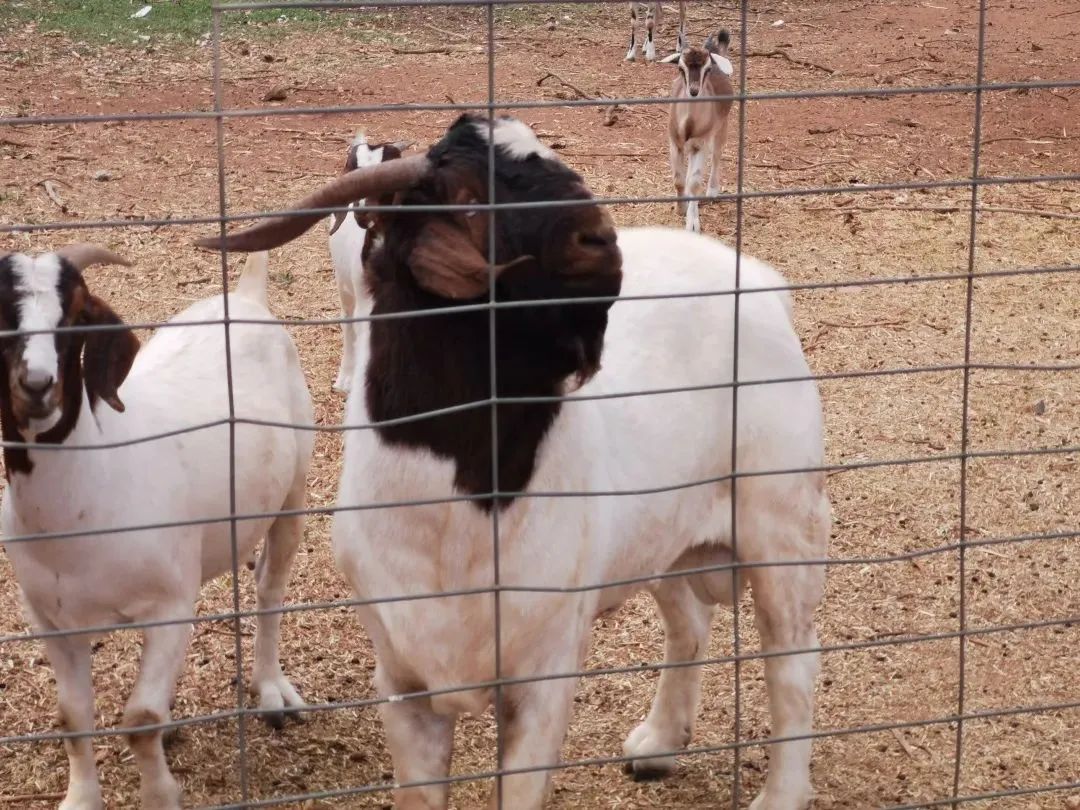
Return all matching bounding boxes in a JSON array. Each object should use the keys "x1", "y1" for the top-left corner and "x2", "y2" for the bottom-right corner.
[{"x1": 662, "y1": 29, "x2": 734, "y2": 233}]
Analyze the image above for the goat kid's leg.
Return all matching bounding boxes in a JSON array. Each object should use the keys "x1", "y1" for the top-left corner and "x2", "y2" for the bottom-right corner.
[
  {"x1": 625, "y1": 2, "x2": 640, "y2": 61},
  {"x1": 685, "y1": 144, "x2": 707, "y2": 232},
  {"x1": 487, "y1": 651, "x2": 581, "y2": 810},
  {"x1": 670, "y1": 140, "x2": 687, "y2": 216},
  {"x1": 376, "y1": 665, "x2": 455, "y2": 810},
  {"x1": 333, "y1": 281, "x2": 357, "y2": 392},
  {"x1": 123, "y1": 619, "x2": 192, "y2": 810},
  {"x1": 44, "y1": 635, "x2": 102, "y2": 810},
  {"x1": 644, "y1": 1, "x2": 661, "y2": 62},
  {"x1": 676, "y1": 0, "x2": 687, "y2": 52},
  {"x1": 623, "y1": 577, "x2": 714, "y2": 779},
  {"x1": 706, "y1": 116, "x2": 730, "y2": 197},
  {"x1": 251, "y1": 507, "x2": 307, "y2": 728},
  {"x1": 746, "y1": 560, "x2": 823, "y2": 810}
]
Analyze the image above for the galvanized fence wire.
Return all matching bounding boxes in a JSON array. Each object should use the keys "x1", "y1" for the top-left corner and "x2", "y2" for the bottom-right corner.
[{"x1": 0, "y1": 0, "x2": 1076, "y2": 807}]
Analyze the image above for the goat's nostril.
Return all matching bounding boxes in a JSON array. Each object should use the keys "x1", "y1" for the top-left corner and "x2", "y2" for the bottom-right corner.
[
  {"x1": 577, "y1": 230, "x2": 615, "y2": 249},
  {"x1": 21, "y1": 371, "x2": 55, "y2": 395}
]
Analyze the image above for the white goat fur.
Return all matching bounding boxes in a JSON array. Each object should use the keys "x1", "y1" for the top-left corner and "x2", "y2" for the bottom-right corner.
[
  {"x1": 663, "y1": 41, "x2": 735, "y2": 233},
  {"x1": 328, "y1": 133, "x2": 383, "y2": 393},
  {"x1": 2, "y1": 252, "x2": 314, "y2": 809},
  {"x1": 334, "y1": 225, "x2": 828, "y2": 809}
]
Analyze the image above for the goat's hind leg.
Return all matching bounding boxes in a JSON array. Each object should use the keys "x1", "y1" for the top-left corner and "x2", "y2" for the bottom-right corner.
[
  {"x1": 251, "y1": 485, "x2": 308, "y2": 727},
  {"x1": 706, "y1": 115, "x2": 730, "y2": 198},
  {"x1": 625, "y1": 2, "x2": 640, "y2": 61},
  {"x1": 44, "y1": 633, "x2": 103, "y2": 810},
  {"x1": 744, "y1": 496, "x2": 827, "y2": 810},
  {"x1": 623, "y1": 568, "x2": 716, "y2": 780},
  {"x1": 644, "y1": 1, "x2": 662, "y2": 61}
]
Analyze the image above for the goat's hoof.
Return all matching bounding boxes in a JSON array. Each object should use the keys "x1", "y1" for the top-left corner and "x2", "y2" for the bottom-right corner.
[
  {"x1": 748, "y1": 785, "x2": 814, "y2": 810},
  {"x1": 623, "y1": 759, "x2": 674, "y2": 781},
  {"x1": 622, "y1": 721, "x2": 680, "y2": 780},
  {"x1": 332, "y1": 378, "x2": 352, "y2": 394},
  {"x1": 254, "y1": 675, "x2": 308, "y2": 729},
  {"x1": 59, "y1": 786, "x2": 104, "y2": 810},
  {"x1": 624, "y1": 50, "x2": 638, "y2": 62}
]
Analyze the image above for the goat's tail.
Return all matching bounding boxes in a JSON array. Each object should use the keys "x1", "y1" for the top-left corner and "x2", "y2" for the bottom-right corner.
[
  {"x1": 706, "y1": 28, "x2": 730, "y2": 55},
  {"x1": 235, "y1": 250, "x2": 270, "y2": 306}
]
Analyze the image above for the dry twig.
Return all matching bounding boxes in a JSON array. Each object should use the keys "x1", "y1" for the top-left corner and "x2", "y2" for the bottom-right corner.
[
  {"x1": 537, "y1": 71, "x2": 602, "y2": 100},
  {"x1": 744, "y1": 48, "x2": 835, "y2": 75}
]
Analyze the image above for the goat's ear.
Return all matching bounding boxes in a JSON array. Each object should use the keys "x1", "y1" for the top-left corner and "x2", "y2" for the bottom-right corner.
[
  {"x1": 659, "y1": 52, "x2": 682, "y2": 64},
  {"x1": 82, "y1": 295, "x2": 140, "y2": 413},
  {"x1": 409, "y1": 218, "x2": 531, "y2": 300},
  {"x1": 710, "y1": 53, "x2": 734, "y2": 76}
]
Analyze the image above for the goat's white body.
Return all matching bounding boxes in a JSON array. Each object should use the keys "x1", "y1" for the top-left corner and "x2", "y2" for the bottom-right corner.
[
  {"x1": 333, "y1": 227, "x2": 826, "y2": 809},
  {"x1": 328, "y1": 137, "x2": 383, "y2": 393},
  {"x1": 2, "y1": 258, "x2": 314, "y2": 809}
]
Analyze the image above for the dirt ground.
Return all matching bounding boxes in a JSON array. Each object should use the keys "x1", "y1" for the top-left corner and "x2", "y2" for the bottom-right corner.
[{"x1": 1, "y1": 0, "x2": 1078, "y2": 807}]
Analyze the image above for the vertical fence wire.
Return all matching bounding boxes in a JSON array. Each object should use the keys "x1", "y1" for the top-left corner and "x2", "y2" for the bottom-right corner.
[
  {"x1": 210, "y1": 7, "x2": 252, "y2": 803},
  {"x1": 953, "y1": 0, "x2": 991, "y2": 803},
  {"x1": 729, "y1": 0, "x2": 751, "y2": 805},
  {"x1": 486, "y1": 2, "x2": 506, "y2": 806}
]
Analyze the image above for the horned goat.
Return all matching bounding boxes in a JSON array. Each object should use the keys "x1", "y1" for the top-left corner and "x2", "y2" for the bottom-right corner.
[
  {"x1": 662, "y1": 29, "x2": 735, "y2": 233},
  {"x1": 197, "y1": 114, "x2": 829, "y2": 810},
  {"x1": 328, "y1": 133, "x2": 406, "y2": 393},
  {"x1": 0, "y1": 247, "x2": 314, "y2": 809}
]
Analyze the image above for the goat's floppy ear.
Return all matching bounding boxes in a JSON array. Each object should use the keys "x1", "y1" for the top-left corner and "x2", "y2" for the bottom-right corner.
[
  {"x1": 82, "y1": 295, "x2": 140, "y2": 413},
  {"x1": 710, "y1": 53, "x2": 734, "y2": 76},
  {"x1": 409, "y1": 218, "x2": 534, "y2": 300},
  {"x1": 659, "y1": 52, "x2": 682, "y2": 64}
]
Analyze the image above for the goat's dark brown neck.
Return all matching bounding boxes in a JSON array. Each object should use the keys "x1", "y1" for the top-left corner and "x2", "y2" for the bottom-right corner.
[{"x1": 365, "y1": 288, "x2": 572, "y2": 512}]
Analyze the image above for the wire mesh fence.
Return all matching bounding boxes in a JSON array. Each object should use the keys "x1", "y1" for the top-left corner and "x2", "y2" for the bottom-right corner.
[{"x1": 0, "y1": 0, "x2": 1077, "y2": 807}]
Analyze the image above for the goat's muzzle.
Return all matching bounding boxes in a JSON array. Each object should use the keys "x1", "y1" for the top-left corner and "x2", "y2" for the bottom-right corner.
[{"x1": 8, "y1": 364, "x2": 61, "y2": 434}]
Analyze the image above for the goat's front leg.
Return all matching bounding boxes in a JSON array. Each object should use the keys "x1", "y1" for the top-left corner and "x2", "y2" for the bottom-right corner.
[
  {"x1": 746, "y1": 560, "x2": 823, "y2": 810},
  {"x1": 707, "y1": 115, "x2": 730, "y2": 198},
  {"x1": 43, "y1": 634, "x2": 102, "y2": 810},
  {"x1": 486, "y1": 642, "x2": 583, "y2": 809},
  {"x1": 625, "y1": 2, "x2": 640, "y2": 62},
  {"x1": 623, "y1": 576, "x2": 714, "y2": 779},
  {"x1": 670, "y1": 138, "x2": 687, "y2": 216},
  {"x1": 644, "y1": 1, "x2": 661, "y2": 62},
  {"x1": 376, "y1": 665, "x2": 456, "y2": 810},
  {"x1": 251, "y1": 503, "x2": 307, "y2": 728},
  {"x1": 685, "y1": 144, "x2": 707, "y2": 233},
  {"x1": 123, "y1": 618, "x2": 192, "y2": 809}
]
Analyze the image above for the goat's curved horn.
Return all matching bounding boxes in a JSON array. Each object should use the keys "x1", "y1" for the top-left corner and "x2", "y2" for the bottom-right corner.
[
  {"x1": 194, "y1": 152, "x2": 430, "y2": 253},
  {"x1": 54, "y1": 243, "x2": 133, "y2": 270}
]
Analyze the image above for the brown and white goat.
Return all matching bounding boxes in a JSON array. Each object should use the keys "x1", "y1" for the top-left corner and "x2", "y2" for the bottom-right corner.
[
  {"x1": 0, "y1": 246, "x2": 313, "y2": 809},
  {"x1": 626, "y1": 0, "x2": 686, "y2": 62},
  {"x1": 662, "y1": 29, "x2": 734, "y2": 232},
  {"x1": 197, "y1": 114, "x2": 829, "y2": 810}
]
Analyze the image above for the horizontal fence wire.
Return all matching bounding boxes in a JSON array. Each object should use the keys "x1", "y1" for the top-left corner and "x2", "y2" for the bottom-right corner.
[
  {"x1": 0, "y1": 0, "x2": 1076, "y2": 806},
  {"x1": 6, "y1": 173, "x2": 1080, "y2": 235}
]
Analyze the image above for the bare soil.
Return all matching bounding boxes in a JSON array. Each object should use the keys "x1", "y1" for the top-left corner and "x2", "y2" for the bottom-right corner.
[{"x1": 1, "y1": 1, "x2": 1078, "y2": 808}]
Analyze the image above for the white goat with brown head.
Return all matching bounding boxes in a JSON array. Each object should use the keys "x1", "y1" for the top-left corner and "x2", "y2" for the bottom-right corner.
[
  {"x1": 0, "y1": 246, "x2": 314, "y2": 809},
  {"x1": 662, "y1": 29, "x2": 734, "y2": 232}
]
